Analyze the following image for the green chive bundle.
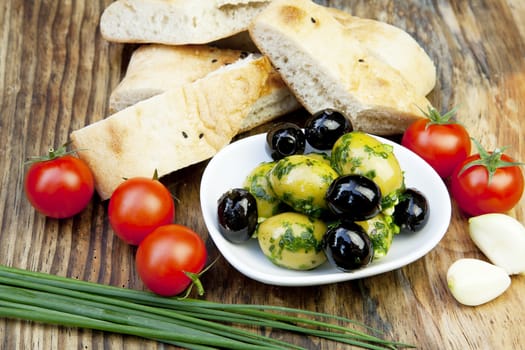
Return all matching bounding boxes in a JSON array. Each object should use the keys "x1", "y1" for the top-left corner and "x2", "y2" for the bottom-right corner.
[{"x1": 0, "y1": 265, "x2": 413, "y2": 349}]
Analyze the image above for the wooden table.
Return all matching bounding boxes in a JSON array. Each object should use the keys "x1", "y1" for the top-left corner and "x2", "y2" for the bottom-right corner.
[{"x1": 1, "y1": 1, "x2": 524, "y2": 349}]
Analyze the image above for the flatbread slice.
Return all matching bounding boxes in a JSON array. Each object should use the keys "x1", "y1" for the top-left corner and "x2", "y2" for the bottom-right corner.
[
  {"x1": 108, "y1": 44, "x2": 301, "y2": 132},
  {"x1": 71, "y1": 54, "x2": 273, "y2": 200},
  {"x1": 100, "y1": 0, "x2": 271, "y2": 45},
  {"x1": 249, "y1": 0, "x2": 433, "y2": 135}
]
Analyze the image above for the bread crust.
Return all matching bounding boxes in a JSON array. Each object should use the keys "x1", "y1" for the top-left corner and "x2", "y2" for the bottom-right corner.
[{"x1": 71, "y1": 55, "x2": 273, "y2": 200}]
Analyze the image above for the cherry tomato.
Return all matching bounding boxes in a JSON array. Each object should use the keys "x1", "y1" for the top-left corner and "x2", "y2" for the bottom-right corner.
[
  {"x1": 401, "y1": 106, "x2": 471, "y2": 178},
  {"x1": 24, "y1": 147, "x2": 94, "y2": 219},
  {"x1": 449, "y1": 141, "x2": 524, "y2": 217},
  {"x1": 135, "y1": 224, "x2": 207, "y2": 296},
  {"x1": 108, "y1": 174, "x2": 175, "y2": 245}
]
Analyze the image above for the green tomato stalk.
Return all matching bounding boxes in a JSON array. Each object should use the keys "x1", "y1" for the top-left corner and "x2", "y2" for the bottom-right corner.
[{"x1": 458, "y1": 138, "x2": 524, "y2": 182}]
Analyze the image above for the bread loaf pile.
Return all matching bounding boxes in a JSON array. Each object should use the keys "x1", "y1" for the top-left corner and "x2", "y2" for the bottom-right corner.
[{"x1": 72, "y1": 0, "x2": 436, "y2": 200}]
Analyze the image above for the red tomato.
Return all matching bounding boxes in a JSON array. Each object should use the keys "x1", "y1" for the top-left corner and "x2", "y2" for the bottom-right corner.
[
  {"x1": 450, "y1": 149, "x2": 524, "y2": 217},
  {"x1": 108, "y1": 176, "x2": 175, "y2": 245},
  {"x1": 135, "y1": 224, "x2": 207, "y2": 296},
  {"x1": 24, "y1": 148, "x2": 95, "y2": 219},
  {"x1": 401, "y1": 106, "x2": 471, "y2": 178}
]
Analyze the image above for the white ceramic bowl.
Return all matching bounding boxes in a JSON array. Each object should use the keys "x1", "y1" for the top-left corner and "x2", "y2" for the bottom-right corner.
[{"x1": 200, "y1": 133, "x2": 451, "y2": 286}]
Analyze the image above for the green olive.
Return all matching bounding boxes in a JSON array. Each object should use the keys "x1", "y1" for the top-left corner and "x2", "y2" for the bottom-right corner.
[
  {"x1": 305, "y1": 152, "x2": 331, "y2": 165},
  {"x1": 268, "y1": 154, "x2": 339, "y2": 218},
  {"x1": 331, "y1": 132, "x2": 404, "y2": 209},
  {"x1": 243, "y1": 161, "x2": 284, "y2": 219},
  {"x1": 256, "y1": 212, "x2": 327, "y2": 270},
  {"x1": 356, "y1": 213, "x2": 400, "y2": 259}
]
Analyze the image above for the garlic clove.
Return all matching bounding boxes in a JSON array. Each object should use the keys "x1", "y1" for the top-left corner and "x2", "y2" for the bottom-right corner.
[
  {"x1": 469, "y1": 213, "x2": 525, "y2": 275},
  {"x1": 447, "y1": 258, "x2": 511, "y2": 306}
]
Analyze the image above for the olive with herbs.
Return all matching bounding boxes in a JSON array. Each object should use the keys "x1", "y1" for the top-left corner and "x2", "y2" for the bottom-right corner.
[
  {"x1": 331, "y1": 132, "x2": 404, "y2": 211},
  {"x1": 268, "y1": 154, "x2": 339, "y2": 218},
  {"x1": 243, "y1": 161, "x2": 284, "y2": 219},
  {"x1": 305, "y1": 109, "x2": 352, "y2": 150},
  {"x1": 266, "y1": 122, "x2": 305, "y2": 160},
  {"x1": 356, "y1": 213, "x2": 399, "y2": 259},
  {"x1": 256, "y1": 212, "x2": 327, "y2": 270},
  {"x1": 217, "y1": 188, "x2": 258, "y2": 243},
  {"x1": 393, "y1": 188, "x2": 429, "y2": 232},
  {"x1": 323, "y1": 221, "x2": 374, "y2": 271},
  {"x1": 325, "y1": 174, "x2": 382, "y2": 221}
]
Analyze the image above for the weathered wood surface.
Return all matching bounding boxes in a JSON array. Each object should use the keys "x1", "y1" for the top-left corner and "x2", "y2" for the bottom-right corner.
[{"x1": 1, "y1": 0, "x2": 524, "y2": 349}]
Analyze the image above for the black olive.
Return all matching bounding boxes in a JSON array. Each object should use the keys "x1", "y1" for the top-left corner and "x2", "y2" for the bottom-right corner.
[
  {"x1": 393, "y1": 188, "x2": 429, "y2": 232},
  {"x1": 217, "y1": 188, "x2": 258, "y2": 244},
  {"x1": 304, "y1": 109, "x2": 352, "y2": 150},
  {"x1": 266, "y1": 122, "x2": 305, "y2": 160},
  {"x1": 325, "y1": 174, "x2": 382, "y2": 221},
  {"x1": 323, "y1": 221, "x2": 374, "y2": 271}
]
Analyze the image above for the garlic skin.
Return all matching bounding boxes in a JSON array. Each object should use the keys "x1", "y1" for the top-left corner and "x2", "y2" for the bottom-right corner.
[
  {"x1": 447, "y1": 258, "x2": 511, "y2": 306},
  {"x1": 468, "y1": 213, "x2": 525, "y2": 275}
]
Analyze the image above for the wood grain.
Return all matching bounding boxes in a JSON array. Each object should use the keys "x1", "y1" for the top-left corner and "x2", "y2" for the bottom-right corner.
[{"x1": 1, "y1": 0, "x2": 524, "y2": 349}]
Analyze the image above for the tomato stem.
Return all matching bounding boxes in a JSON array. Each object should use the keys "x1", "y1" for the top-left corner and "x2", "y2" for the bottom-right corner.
[
  {"x1": 46, "y1": 144, "x2": 68, "y2": 160},
  {"x1": 183, "y1": 272, "x2": 205, "y2": 297},
  {"x1": 180, "y1": 257, "x2": 221, "y2": 299},
  {"x1": 418, "y1": 105, "x2": 461, "y2": 128},
  {"x1": 152, "y1": 169, "x2": 160, "y2": 181},
  {"x1": 459, "y1": 138, "x2": 524, "y2": 182},
  {"x1": 25, "y1": 142, "x2": 84, "y2": 165}
]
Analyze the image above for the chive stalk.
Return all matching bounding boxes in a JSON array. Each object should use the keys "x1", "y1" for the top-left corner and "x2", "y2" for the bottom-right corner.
[
  {"x1": 0, "y1": 265, "x2": 413, "y2": 349},
  {"x1": 0, "y1": 277, "x2": 293, "y2": 350}
]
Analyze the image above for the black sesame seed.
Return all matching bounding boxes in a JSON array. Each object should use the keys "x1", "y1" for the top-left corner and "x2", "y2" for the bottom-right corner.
[
  {"x1": 311, "y1": 17, "x2": 317, "y2": 23},
  {"x1": 211, "y1": 58, "x2": 218, "y2": 63},
  {"x1": 182, "y1": 131, "x2": 188, "y2": 138},
  {"x1": 199, "y1": 133, "x2": 204, "y2": 139}
]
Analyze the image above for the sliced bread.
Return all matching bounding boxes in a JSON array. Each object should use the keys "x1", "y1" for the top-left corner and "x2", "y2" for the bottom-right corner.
[
  {"x1": 328, "y1": 8, "x2": 436, "y2": 96},
  {"x1": 208, "y1": 7, "x2": 436, "y2": 96},
  {"x1": 108, "y1": 44, "x2": 301, "y2": 132},
  {"x1": 249, "y1": 0, "x2": 432, "y2": 135},
  {"x1": 108, "y1": 44, "x2": 249, "y2": 113},
  {"x1": 71, "y1": 54, "x2": 273, "y2": 200},
  {"x1": 100, "y1": 0, "x2": 271, "y2": 45}
]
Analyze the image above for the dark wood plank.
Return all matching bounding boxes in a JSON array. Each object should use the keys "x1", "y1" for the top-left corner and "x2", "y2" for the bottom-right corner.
[{"x1": 1, "y1": 1, "x2": 524, "y2": 349}]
